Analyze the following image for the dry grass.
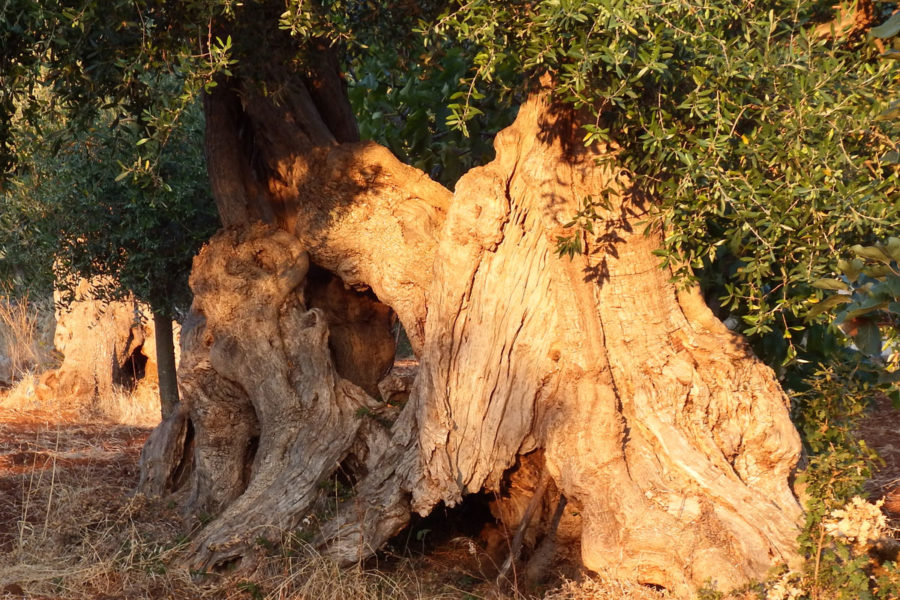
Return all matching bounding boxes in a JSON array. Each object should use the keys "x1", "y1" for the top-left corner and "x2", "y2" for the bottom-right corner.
[
  {"x1": 0, "y1": 414, "x2": 173, "y2": 599},
  {"x1": 0, "y1": 359, "x2": 160, "y2": 427},
  {"x1": 0, "y1": 295, "x2": 56, "y2": 384},
  {"x1": 0, "y1": 372, "x2": 48, "y2": 412},
  {"x1": 543, "y1": 577, "x2": 675, "y2": 600},
  {"x1": 1, "y1": 477, "x2": 468, "y2": 600},
  {"x1": 91, "y1": 382, "x2": 161, "y2": 427},
  {"x1": 0, "y1": 406, "x2": 683, "y2": 600}
]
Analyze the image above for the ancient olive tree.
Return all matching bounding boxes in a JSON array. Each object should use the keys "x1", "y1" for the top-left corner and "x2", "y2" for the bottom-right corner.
[{"x1": 2, "y1": 0, "x2": 897, "y2": 596}]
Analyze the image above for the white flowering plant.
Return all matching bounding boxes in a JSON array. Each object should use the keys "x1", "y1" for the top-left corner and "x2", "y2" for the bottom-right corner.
[
  {"x1": 797, "y1": 496, "x2": 899, "y2": 600},
  {"x1": 765, "y1": 571, "x2": 804, "y2": 600},
  {"x1": 822, "y1": 497, "x2": 889, "y2": 553}
]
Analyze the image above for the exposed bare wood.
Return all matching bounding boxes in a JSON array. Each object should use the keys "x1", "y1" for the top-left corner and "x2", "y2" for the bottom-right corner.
[
  {"x1": 497, "y1": 465, "x2": 550, "y2": 585},
  {"x1": 409, "y1": 91, "x2": 802, "y2": 594}
]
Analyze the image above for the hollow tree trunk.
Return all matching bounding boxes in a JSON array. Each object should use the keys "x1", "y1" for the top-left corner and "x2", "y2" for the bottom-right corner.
[
  {"x1": 49, "y1": 278, "x2": 162, "y2": 414},
  {"x1": 409, "y1": 98, "x2": 803, "y2": 593},
  {"x1": 313, "y1": 93, "x2": 803, "y2": 595},
  {"x1": 139, "y1": 60, "x2": 802, "y2": 595}
]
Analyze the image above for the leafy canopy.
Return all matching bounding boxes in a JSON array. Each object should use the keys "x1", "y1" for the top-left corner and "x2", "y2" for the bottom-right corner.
[
  {"x1": 277, "y1": 0, "x2": 898, "y2": 365},
  {"x1": 1, "y1": 99, "x2": 215, "y2": 314},
  {"x1": 0, "y1": 1, "x2": 223, "y2": 312},
  {"x1": 1, "y1": 0, "x2": 897, "y2": 354},
  {"x1": 416, "y1": 1, "x2": 897, "y2": 358}
]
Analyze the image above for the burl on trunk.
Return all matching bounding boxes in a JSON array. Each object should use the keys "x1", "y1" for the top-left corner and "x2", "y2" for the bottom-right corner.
[{"x1": 139, "y1": 81, "x2": 802, "y2": 596}]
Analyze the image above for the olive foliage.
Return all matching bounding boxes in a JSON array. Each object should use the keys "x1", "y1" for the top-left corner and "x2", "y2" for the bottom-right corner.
[
  {"x1": 410, "y1": 1, "x2": 898, "y2": 363},
  {"x1": 0, "y1": 1, "x2": 221, "y2": 312},
  {"x1": 2, "y1": 102, "x2": 215, "y2": 315},
  {"x1": 279, "y1": 0, "x2": 899, "y2": 367},
  {"x1": 1, "y1": 0, "x2": 897, "y2": 361}
]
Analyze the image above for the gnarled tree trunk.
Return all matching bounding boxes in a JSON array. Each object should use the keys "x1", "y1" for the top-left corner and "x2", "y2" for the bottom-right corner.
[
  {"x1": 139, "y1": 50, "x2": 803, "y2": 595},
  {"x1": 409, "y1": 98, "x2": 802, "y2": 593}
]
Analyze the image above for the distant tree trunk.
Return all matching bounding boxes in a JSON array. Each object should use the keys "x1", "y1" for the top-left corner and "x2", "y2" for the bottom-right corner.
[
  {"x1": 138, "y1": 46, "x2": 803, "y2": 596},
  {"x1": 152, "y1": 309, "x2": 179, "y2": 420},
  {"x1": 50, "y1": 279, "x2": 155, "y2": 406}
]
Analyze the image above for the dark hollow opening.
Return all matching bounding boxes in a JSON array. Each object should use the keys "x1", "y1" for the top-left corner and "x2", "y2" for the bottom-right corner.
[
  {"x1": 379, "y1": 491, "x2": 501, "y2": 560},
  {"x1": 303, "y1": 263, "x2": 397, "y2": 397},
  {"x1": 241, "y1": 435, "x2": 260, "y2": 491},
  {"x1": 115, "y1": 345, "x2": 149, "y2": 390}
]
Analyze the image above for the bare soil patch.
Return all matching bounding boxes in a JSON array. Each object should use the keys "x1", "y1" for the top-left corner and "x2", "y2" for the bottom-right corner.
[
  {"x1": 0, "y1": 408, "x2": 150, "y2": 550},
  {"x1": 858, "y1": 394, "x2": 900, "y2": 520}
]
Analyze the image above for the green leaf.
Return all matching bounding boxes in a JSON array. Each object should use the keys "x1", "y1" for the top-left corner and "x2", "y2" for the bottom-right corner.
[
  {"x1": 870, "y1": 12, "x2": 900, "y2": 39},
  {"x1": 806, "y1": 294, "x2": 852, "y2": 319},
  {"x1": 843, "y1": 300, "x2": 890, "y2": 321},
  {"x1": 879, "y1": 372, "x2": 900, "y2": 384},
  {"x1": 415, "y1": 528, "x2": 431, "y2": 542},
  {"x1": 862, "y1": 264, "x2": 893, "y2": 278},
  {"x1": 812, "y1": 278, "x2": 849, "y2": 291},
  {"x1": 889, "y1": 388, "x2": 900, "y2": 410},
  {"x1": 852, "y1": 320, "x2": 882, "y2": 356},
  {"x1": 883, "y1": 237, "x2": 900, "y2": 262},
  {"x1": 878, "y1": 98, "x2": 900, "y2": 121},
  {"x1": 851, "y1": 244, "x2": 893, "y2": 264},
  {"x1": 837, "y1": 258, "x2": 864, "y2": 282}
]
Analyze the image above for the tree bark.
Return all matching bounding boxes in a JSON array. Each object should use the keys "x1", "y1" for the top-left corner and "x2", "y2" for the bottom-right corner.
[
  {"x1": 407, "y1": 94, "x2": 802, "y2": 594},
  {"x1": 152, "y1": 309, "x2": 179, "y2": 420},
  {"x1": 52, "y1": 280, "x2": 147, "y2": 403},
  {"x1": 140, "y1": 74, "x2": 803, "y2": 596}
]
